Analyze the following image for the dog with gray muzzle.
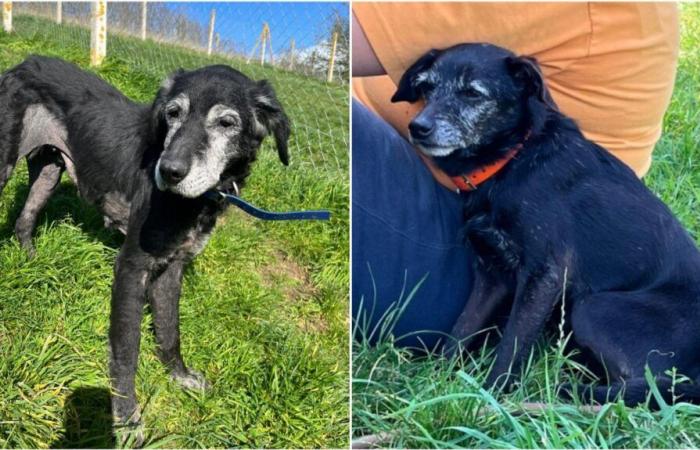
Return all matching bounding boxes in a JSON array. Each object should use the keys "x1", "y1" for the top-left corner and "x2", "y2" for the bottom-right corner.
[
  {"x1": 392, "y1": 43, "x2": 700, "y2": 409},
  {"x1": 0, "y1": 55, "x2": 290, "y2": 440}
]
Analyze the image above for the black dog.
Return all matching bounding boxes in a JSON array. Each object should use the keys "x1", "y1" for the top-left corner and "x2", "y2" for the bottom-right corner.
[
  {"x1": 0, "y1": 56, "x2": 290, "y2": 435},
  {"x1": 392, "y1": 43, "x2": 700, "y2": 406}
]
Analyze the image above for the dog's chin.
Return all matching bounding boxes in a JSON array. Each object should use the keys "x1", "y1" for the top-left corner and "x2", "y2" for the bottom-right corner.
[
  {"x1": 414, "y1": 143, "x2": 459, "y2": 158},
  {"x1": 167, "y1": 182, "x2": 213, "y2": 199},
  {"x1": 409, "y1": 135, "x2": 463, "y2": 158}
]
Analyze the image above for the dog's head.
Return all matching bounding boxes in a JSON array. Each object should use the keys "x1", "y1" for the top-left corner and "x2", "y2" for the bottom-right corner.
[
  {"x1": 151, "y1": 65, "x2": 290, "y2": 198},
  {"x1": 391, "y1": 43, "x2": 555, "y2": 163}
]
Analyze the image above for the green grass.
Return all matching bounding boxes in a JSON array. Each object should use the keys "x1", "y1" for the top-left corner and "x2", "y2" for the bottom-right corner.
[
  {"x1": 353, "y1": 5, "x2": 700, "y2": 449},
  {"x1": 0, "y1": 14, "x2": 348, "y2": 450}
]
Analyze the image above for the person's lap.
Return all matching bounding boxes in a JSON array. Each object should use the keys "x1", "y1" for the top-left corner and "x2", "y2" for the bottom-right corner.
[{"x1": 351, "y1": 99, "x2": 472, "y2": 350}]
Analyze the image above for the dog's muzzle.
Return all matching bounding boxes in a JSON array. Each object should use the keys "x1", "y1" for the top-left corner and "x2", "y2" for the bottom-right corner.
[
  {"x1": 408, "y1": 118, "x2": 458, "y2": 157},
  {"x1": 154, "y1": 158, "x2": 222, "y2": 199}
]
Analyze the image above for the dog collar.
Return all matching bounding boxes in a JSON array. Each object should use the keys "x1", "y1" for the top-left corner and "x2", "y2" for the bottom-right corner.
[{"x1": 451, "y1": 131, "x2": 531, "y2": 192}]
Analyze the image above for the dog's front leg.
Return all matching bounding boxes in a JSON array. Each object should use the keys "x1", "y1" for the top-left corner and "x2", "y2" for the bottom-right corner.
[
  {"x1": 485, "y1": 264, "x2": 564, "y2": 390},
  {"x1": 444, "y1": 262, "x2": 510, "y2": 357},
  {"x1": 148, "y1": 259, "x2": 209, "y2": 390},
  {"x1": 109, "y1": 250, "x2": 148, "y2": 442}
]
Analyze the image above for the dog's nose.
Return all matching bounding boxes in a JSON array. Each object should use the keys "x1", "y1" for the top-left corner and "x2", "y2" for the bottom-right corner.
[
  {"x1": 159, "y1": 160, "x2": 188, "y2": 184},
  {"x1": 409, "y1": 119, "x2": 434, "y2": 140}
]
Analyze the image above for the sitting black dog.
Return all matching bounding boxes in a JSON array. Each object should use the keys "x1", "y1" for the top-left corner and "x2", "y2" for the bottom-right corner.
[
  {"x1": 0, "y1": 56, "x2": 290, "y2": 438},
  {"x1": 391, "y1": 43, "x2": 700, "y2": 406}
]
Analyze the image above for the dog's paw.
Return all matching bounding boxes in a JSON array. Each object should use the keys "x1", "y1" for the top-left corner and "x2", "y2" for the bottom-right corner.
[
  {"x1": 113, "y1": 407, "x2": 145, "y2": 448},
  {"x1": 26, "y1": 247, "x2": 37, "y2": 259},
  {"x1": 17, "y1": 239, "x2": 36, "y2": 258},
  {"x1": 172, "y1": 368, "x2": 211, "y2": 391}
]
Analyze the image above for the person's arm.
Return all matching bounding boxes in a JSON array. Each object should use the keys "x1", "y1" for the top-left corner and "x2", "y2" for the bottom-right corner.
[
  {"x1": 352, "y1": 11, "x2": 459, "y2": 192},
  {"x1": 352, "y1": 12, "x2": 386, "y2": 77}
]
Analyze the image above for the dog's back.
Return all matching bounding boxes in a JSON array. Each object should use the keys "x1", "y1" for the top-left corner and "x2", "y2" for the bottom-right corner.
[
  {"x1": 2, "y1": 55, "x2": 130, "y2": 108},
  {"x1": 0, "y1": 55, "x2": 151, "y2": 201},
  {"x1": 499, "y1": 120, "x2": 700, "y2": 295}
]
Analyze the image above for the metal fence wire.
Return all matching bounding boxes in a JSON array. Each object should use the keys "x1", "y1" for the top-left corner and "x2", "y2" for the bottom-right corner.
[{"x1": 5, "y1": 1, "x2": 349, "y2": 175}]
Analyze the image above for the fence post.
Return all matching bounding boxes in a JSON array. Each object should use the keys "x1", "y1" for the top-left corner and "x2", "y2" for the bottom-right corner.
[
  {"x1": 326, "y1": 31, "x2": 338, "y2": 83},
  {"x1": 289, "y1": 39, "x2": 295, "y2": 70},
  {"x1": 90, "y1": 1, "x2": 107, "y2": 66},
  {"x1": 56, "y1": 0, "x2": 62, "y2": 24},
  {"x1": 2, "y1": 1, "x2": 12, "y2": 33},
  {"x1": 140, "y1": 0, "x2": 147, "y2": 41},
  {"x1": 260, "y1": 23, "x2": 268, "y2": 65},
  {"x1": 207, "y1": 8, "x2": 215, "y2": 56}
]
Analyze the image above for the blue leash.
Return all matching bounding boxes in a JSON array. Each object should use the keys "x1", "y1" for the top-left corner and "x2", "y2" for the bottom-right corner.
[{"x1": 204, "y1": 190, "x2": 331, "y2": 221}]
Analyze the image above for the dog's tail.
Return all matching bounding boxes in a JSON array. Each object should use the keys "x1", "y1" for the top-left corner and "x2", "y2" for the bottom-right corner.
[{"x1": 560, "y1": 377, "x2": 700, "y2": 410}]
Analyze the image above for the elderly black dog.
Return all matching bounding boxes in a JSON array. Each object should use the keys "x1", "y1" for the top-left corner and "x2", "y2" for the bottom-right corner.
[
  {"x1": 0, "y1": 56, "x2": 290, "y2": 434},
  {"x1": 392, "y1": 43, "x2": 700, "y2": 406}
]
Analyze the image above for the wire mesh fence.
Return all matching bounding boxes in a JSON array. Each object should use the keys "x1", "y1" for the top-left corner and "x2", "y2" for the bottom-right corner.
[{"x1": 6, "y1": 1, "x2": 349, "y2": 175}]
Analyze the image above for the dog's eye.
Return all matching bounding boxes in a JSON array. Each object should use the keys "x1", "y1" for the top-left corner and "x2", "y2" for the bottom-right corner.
[
  {"x1": 218, "y1": 117, "x2": 237, "y2": 128},
  {"x1": 166, "y1": 108, "x2": 180, "y2": 119}
]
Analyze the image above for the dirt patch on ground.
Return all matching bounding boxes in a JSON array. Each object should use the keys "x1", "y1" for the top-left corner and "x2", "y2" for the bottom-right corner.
[
  {"x1": 261, "y1": 250, "x2": 327, "y2": 333},
  {"x1": 262, "y1": 249, "x2": 317, "y2": 298}
]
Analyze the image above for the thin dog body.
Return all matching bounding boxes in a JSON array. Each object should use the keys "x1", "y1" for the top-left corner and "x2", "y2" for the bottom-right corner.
[
  {"x1": 392, "y1": 43, "x2": 700, "y2": 406},
  {"x1": 0, "y1": 56, "x2": 290, "y2": 432}
]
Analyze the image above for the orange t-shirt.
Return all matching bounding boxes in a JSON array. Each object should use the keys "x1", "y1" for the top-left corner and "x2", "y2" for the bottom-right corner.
[{"x1": 352, "y1": 2, "x2": 679, "y2": 184}]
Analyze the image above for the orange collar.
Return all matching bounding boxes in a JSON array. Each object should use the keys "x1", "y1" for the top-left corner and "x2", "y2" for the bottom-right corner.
[{"x1": 450, "y1": 132, "x2": 530, "y2": 192}]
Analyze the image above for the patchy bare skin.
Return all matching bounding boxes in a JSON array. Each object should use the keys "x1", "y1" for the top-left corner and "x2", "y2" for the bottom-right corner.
[
  {"x1": 17, "y1": 106, "x2": 134, "y2": 240},
  {"x1": 20, "y1": 104, "x2": 78, "y2": 182}
]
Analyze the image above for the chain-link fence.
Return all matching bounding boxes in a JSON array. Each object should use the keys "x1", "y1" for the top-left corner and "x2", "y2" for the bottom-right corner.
[{"x1": 4, "y1": 1, "x2": 349, "y2": 175}]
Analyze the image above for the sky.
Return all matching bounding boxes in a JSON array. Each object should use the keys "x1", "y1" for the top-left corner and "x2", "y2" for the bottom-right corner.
[{"x1": 163, "y1": 2, "x2": 348, "y2": 56}]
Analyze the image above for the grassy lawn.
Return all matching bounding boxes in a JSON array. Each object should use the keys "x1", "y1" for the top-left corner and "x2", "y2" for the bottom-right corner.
[
  {"x1": 0, "y1": 14, "x2": 348, "y2": 450},
  {"x1": 353, "y1": 5, "x2": 700, "y2": 449}
]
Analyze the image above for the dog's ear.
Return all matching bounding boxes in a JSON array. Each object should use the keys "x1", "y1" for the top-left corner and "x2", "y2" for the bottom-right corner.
[
  {"x1": 391, "y1": 49, "x2": 443, "y2": 103},
  {"x1": 156, "y1": 69, "x2": 185, "y2": 97},
  {"x1": 159, "y1": 68, "x2": 185, "y2": 96},
  {"x1": 252, "y1": 80, "x2": 291, "y2": 166},
  {"x1": 505, "y1": 55, "x2": 557, "y2": 110}
]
